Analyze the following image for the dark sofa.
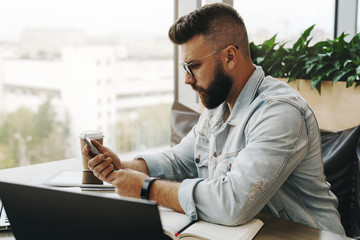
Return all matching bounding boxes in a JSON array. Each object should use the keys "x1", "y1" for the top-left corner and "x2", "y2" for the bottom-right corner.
[{"x1": 322, "y1": 125, "x2": 360, "y2": 239}]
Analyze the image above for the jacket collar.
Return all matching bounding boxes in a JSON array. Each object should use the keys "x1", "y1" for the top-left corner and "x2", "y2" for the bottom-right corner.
[{"x1": 207, "y1": 65, "x2": 265, "y2": 129}]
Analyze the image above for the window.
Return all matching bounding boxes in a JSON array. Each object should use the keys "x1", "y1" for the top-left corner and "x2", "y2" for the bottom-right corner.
[
  {"x1": 0, "y1": 0, "x2": 174, "y2": 168},
  {"x1": 358, "y1": 2, "x2": 360, "y2": 33},
  {"x1": 234, "y1": 0, "x2": 335, "y2": 45}
]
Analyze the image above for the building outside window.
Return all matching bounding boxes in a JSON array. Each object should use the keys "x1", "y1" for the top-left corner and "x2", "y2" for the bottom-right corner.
[{"x1": 0, "y1": 0, "x2": 174, "y2": 168}]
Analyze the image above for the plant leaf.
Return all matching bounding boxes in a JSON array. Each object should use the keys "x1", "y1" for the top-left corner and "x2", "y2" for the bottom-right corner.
[
  {"x1": 310, "y1": 76, "x2": 322, "y2": 89},
  {"x1": 356, "y1": 65, "x2": 360, "y2": 74},
  {"x1": 344, "y1": 59, "x2": 355, "y2": 68},
  {"x1": 293, "y1": 25, "x2": 315, "y2": 51},
  {"x1": 306, "y1": 63, "x2": 316, "y2": 74},
  {"x1": 346, "y1": 75, "x2": 357, "y2": 87},
  {"x1": 333, "y1": 69, "x2": 352, "y2": 84},
  {"x1": 262, "y1": 34, "x2": 277, "y2": 49}
]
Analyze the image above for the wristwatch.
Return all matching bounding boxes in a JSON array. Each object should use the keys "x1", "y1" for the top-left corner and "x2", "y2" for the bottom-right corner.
[{"x1": 140, "y1": 177, "x2": 157, "y2": 200}]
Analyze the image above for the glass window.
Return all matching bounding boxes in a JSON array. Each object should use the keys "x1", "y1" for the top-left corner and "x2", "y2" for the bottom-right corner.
[
  {"x1": 0, "y1": 0, "x2": 174, "y2": 168},
  {"x1": 358, "y1": 2, "x2": 360, "y2": 33},
  {"x1": 234, "y1": 0, "x2": 335, "y2": 46}
]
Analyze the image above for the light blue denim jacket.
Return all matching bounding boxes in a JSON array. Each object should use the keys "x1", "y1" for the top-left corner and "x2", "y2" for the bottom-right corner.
[{"x1": 139, "y1": 65, "x2": 345, "y2": 235}]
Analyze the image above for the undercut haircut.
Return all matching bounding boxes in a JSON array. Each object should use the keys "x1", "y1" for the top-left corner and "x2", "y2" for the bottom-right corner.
[{"x1": 168, "y1": 3, "x2": 250, "y2": 57}]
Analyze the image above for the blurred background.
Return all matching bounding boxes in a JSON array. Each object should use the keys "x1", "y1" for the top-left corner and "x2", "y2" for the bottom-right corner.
[{"x1": 0, "y1": 0, "x2": 358, "y2": 168}]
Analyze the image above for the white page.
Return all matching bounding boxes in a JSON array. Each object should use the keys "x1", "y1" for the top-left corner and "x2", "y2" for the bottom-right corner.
[
  {"x1": 181, "y1": 219, "x2": 263, "y2": 240},
  {"x1": 159, "y1": 207, "x2": 192, "y2": 236}
]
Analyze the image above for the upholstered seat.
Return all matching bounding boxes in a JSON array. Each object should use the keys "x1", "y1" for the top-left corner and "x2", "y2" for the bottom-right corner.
[{"x1": 322, "y1": 125, "x2": 360, "y2": 239}]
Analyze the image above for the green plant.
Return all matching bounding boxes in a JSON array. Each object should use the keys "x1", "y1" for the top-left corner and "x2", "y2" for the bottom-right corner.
[{"x1": 250, "y1": 25, "x2": 360, "y2": 93}]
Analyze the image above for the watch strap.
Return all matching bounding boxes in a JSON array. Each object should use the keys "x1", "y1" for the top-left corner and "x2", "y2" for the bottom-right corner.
[{"x1": 140, "y1": 177, "x2": 157, "y2": 200}]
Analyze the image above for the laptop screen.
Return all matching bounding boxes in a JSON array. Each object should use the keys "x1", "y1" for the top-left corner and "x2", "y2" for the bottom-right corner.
[{"x1": 0, "y1": 181, "x2": 167, "y2": 239}]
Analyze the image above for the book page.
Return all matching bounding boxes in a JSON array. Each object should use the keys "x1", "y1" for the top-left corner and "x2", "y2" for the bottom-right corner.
[
  {"x1": 180, "y1": 219, "x2": 263, "y2": 240},
  {"x1": 159, "y1": 207, "x2": 192, "y2": 238}
]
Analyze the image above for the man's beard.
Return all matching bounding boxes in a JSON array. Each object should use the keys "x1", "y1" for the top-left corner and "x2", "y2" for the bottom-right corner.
[{"x1": 192, "y1": 64, "x2": 234, "y2": 109}]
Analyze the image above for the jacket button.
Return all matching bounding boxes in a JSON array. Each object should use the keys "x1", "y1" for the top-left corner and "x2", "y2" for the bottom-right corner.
[
  {"x1": 195, "y1": 155, "x2": 200, "y2": 163},
  {"x1": 213, "y1": 152, "x2": 217, "y2": 157}
]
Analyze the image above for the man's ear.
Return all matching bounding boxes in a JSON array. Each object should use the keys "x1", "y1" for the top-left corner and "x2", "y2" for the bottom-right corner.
[{"x1": 225, "y1": 46, "x2": 238, "y2": 70}]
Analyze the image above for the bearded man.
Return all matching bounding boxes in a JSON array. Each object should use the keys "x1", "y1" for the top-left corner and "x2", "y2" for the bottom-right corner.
[{"x1": 84, "y1": 3, "x2": 345, "y2": 235}]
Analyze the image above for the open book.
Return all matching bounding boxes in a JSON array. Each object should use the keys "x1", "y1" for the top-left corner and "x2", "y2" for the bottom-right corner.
[{"x1": 159, "y1": 208, "x2": 263, "y2": 240}]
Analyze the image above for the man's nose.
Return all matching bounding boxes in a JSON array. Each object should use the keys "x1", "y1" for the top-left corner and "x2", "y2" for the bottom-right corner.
[{"x1": 184, "y1": 73, "x2": 195, "y2": 85}]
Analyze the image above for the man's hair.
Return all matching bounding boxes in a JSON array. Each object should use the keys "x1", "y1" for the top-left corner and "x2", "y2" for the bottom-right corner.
[{"x1": 168, "y1": 3, "x2": 250, "y2": 57}]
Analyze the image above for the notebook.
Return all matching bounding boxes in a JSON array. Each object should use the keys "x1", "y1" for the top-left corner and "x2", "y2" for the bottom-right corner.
[
  {"x1": 0, "y1": 181, "x2": 168, "y2": 240},
  {"x1": 0, "y1": 200, "x2": 10, "y2": 231}
]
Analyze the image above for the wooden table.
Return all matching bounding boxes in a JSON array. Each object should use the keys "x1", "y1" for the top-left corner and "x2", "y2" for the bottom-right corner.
[
  {"x1": 0, "y1": 159, "x2": 354, "y2": 240},
  {"x1": 254, "y1": 213, "x2": 352, "y2": 240}
]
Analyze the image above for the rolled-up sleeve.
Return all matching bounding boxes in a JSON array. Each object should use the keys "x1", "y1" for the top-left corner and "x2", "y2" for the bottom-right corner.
[{"x1": 178, "y1": 178, "x2": 204, "y2": 220}]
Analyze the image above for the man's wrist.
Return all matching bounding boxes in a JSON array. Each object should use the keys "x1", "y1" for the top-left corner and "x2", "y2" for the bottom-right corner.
[{"x1": 140, "y1": 177, "x2": 157, "y2": 200}]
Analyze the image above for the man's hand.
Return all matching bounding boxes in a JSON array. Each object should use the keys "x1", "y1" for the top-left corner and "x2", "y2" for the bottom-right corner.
[
  {"x1": 82, "y1": 140, "x2": 121, "y2": 183},
  {"x1": 112, "y1": 169, "x2": 149, "y2": 198},
  {"x1": 111, "y1": 169, "x2": 184, "y2": 214},
  {"x1": 83, "y1": 142, "x2": 184, "y2": 212}
]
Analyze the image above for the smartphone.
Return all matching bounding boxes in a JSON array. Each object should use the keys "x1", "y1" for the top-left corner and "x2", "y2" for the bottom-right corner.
[
  {"x1": 81, "y1": 136, "x2": 117, "y2": 170},
  {"x1": 82, "y1": 136, "x2": 101, "y2": 155}
]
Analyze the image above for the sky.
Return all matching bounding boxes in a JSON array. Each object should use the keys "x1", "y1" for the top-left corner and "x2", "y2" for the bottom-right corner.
[
  {"x1": 234, "y1": 0, "x2": 336, "y2": 42},
  {"x1": 1, "y1": 0, "x2": 357, "y2": 43},
  {"x1": 0, "y1": 0, "x2": 174, "y2": 41}
]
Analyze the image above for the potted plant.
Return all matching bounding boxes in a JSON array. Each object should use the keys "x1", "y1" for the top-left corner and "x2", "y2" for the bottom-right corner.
[{"x1": 249, "y1": 26, "x2": 360, "y2": 131}]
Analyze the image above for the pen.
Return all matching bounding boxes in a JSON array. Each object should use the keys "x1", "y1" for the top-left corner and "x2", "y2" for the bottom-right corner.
[{"x1": 174, "y1": 220, "x2": 197, "y2": 237}]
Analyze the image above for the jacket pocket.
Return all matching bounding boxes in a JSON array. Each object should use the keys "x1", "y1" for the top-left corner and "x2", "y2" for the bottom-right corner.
[
  {"x1": 213, "y1": 151, "x2": 239, "y2": 178},
  {"x1": 194, "y1": 148, "x2": 209, "y2": 178}
]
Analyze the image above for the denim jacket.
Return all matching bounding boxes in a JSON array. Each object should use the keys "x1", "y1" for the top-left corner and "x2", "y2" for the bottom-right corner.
[{"x1": 139, "y1": 66, "x2": 345, "y2": 235}]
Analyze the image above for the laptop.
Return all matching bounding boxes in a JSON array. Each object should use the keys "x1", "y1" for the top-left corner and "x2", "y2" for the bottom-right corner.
[{"x1": 0, "y1": 181, "x2": 168, "y2": 240}]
